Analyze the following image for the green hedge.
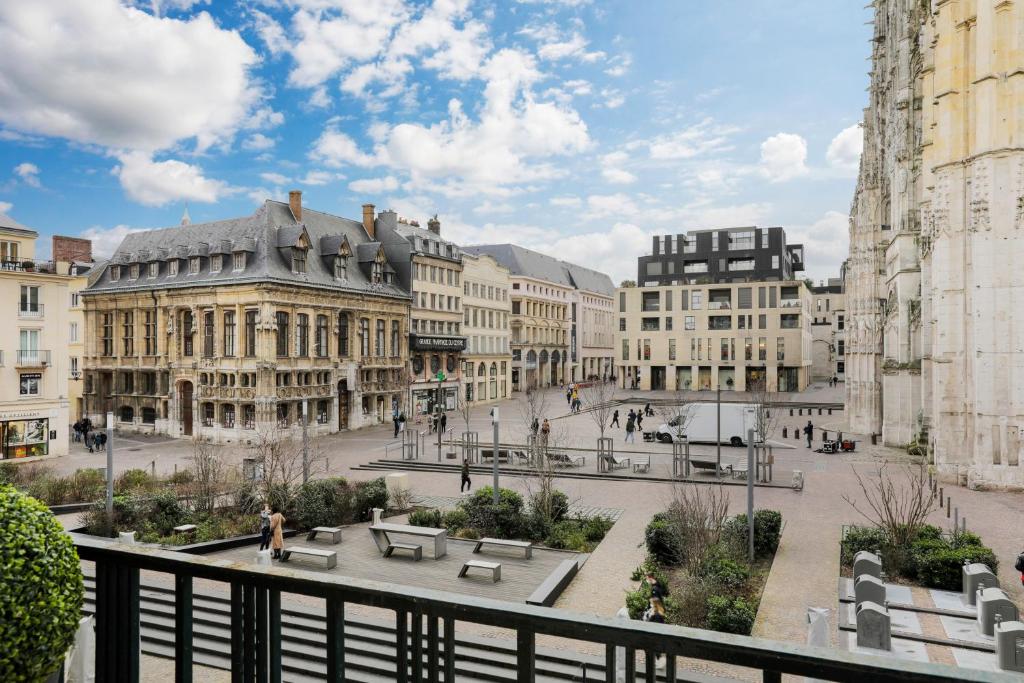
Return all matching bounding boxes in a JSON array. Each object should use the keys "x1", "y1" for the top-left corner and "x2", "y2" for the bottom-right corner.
[
  {"x1": 723, "y1": 510, "x2": 782, "y2": 559},
  {"x1": 408, "y1": 508, "x2": 443, "y2": 528},
  {"x1": 461, "y1": 486, "x2": 524, "y2": 538},
  {"x1": 0, "y1": 485, "x2": 85, "y2": 681},
  {"x1": 705, "y1": 595, "x2": 756, "y2": 635},
  {"x1": 644, "y1": 513, "x2": 681, "y2": 566}
]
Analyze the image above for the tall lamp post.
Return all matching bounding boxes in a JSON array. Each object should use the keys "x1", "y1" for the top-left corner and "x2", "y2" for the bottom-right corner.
[
  {"x1": 716, "y1": 377, "x2": 734, "y2": 478},
  {"x1": 435, "y1": 371, "x2": 446, "y2": 461}
]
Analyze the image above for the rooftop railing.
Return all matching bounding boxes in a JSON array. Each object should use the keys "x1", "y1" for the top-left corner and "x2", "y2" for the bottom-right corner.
[{"x1": 71, "y1": 535, "x2": 1012, "y2": 683}]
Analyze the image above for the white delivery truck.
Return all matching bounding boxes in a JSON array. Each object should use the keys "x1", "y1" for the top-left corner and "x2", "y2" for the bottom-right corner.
[{"x1": 654, "y1": 402, "x2": 760, "y2": 446}]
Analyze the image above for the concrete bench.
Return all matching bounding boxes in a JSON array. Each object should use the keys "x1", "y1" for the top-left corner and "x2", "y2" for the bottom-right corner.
[
  {"x1": 549, "y1": 452, "x2": 585, "y2": 468},
  {"x1": 632, "y1": 457, "x2": 650, "y2": 473},
  {"x1": 280, "y1": 546, "x2": 337, "y2": 569},
  {"x1": 526, "y1": 559, "x2": 579, "y2": 607},
  {"x1": 459, "y1": 559, "x2": 501, "y2": 582},
  {"x1": 307, "y1": 526, "x2": 342, "y2": 544},
  {"x1": 173, "y1": 524, "x2": 197, "y2": 534},
  {"x1": 474, "y1": 537, "x2": 533, "y2": 559},
  {"x1": 383, "y1": 542, "x2": 422, "y2": 561}
]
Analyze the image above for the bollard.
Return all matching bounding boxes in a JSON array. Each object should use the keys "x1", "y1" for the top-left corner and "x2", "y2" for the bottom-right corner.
[
  {"x1": 782, "y1": 427, "x2": 788, "y2": 438},
  {"x1": 822, "y1": 431, "x2": 828, "y2": 441},
  {"x1": 789, "y1": 408, "x2": 794, "y2": 416},
  {"x1": 946, "y1": 496, "x2": 951, "y2": 518},
  {"x1": 954, "y1": 507, "x2": 959, "y2": 530},
  {"x1": 828, "y1": 408, "x2": 833, "y2": 415},
  {"x1": 818, "y1": 408, "x2": 823, "y2": 415}
]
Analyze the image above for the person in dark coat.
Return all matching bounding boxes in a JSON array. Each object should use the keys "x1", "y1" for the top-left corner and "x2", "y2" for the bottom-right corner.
[
  {"x1": 635, "y1": 410, "x2": 643, "y2": 430},
  {"x1": 610, "y1": 410, "x2": 620, "y2": 428},
  {"x1": 460, "y1": 458, "x2": 472, "y2": 493},
  {"x1": 392, "y1": 409, "x2": 400, "y2": 438},
  {"x1": 625, "y1": 416, "x2": 636, "y2": 443},
  {"x1": 258, "y1": 504, "x2": 272, "y2": 552},
  {"x1": 804, "y1": 420, "x2": 814, "y2": 448},
  {"x1": 440, "y1": 411, "x2": 447, "y2": 434}
]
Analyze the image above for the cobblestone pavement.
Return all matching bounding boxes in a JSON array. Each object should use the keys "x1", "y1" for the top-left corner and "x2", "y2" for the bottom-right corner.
[{"x1": 47, "y1": 384, "x2": 1024, "y2": 678}]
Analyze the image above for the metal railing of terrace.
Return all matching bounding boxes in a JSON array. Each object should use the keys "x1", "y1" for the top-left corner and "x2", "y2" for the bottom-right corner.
[{"x1": 72, "y1": 534, "x2": 1015, "y2": 683}]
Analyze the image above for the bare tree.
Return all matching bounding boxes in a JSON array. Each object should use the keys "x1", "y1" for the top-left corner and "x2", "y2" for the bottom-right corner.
[
  {"x1": 579, "y1": 379, "x2": 617, "y2": 439},
  {"x1": 657, "y1": 380, "x2": 697, "y2": 443},
  {"x1": 249, "y1": 424, "x2": 327, "y2": 503},
  {"x1": 663, "y1": 483, "x2": 731, "y2": 573},
  {"x1": 842, "y1": 462, "x2": 937, "y2": 550},
  {"x1": 189, "y1": 437, "x2": 223, "y2": 515},
  {"x1": 749, "y1": 385, "x2": 779, "y2": 446},
  {"x1": 518, "y1": 381, "x2": 549, "y2": 449}
]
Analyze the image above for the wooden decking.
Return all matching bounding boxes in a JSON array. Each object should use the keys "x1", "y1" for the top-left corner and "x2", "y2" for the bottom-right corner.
[{"x1": 210, "y1": 523, "x2": 586, "y2": 603}]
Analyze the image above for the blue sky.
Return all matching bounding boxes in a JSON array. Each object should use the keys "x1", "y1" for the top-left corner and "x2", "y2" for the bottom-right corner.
[{"x1": 0, "y1": 0, "x2": 869, "y2": 284}]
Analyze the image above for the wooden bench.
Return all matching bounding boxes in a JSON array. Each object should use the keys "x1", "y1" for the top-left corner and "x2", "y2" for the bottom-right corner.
[
  {"x1": 383, "y1": 542, "x2": 422, "y2": 561},
  {"x1": 549, "y1": 452, "x2": 585, "y2": 468},
  {"x1": 459, "y1": 559, "x2": 501, "y2": 582},
  {"x1": 173, "y1": 524, "x2": 198, "y2": 534},
  {"x1": 474, "y1": 537, "x2": 533, "y2": 559},
  {"x1": 609, "y1": 455, "x2": 631, "y2": 470},
  {"x1": 307, "y1": 526, "x2": 342, "y2": 544},
  {"x1": 632, "y1": 457, "x2": 651, "y2": 473},
  {"x1": 280, "y1": 546, "x2": 337, "y2": 569}
]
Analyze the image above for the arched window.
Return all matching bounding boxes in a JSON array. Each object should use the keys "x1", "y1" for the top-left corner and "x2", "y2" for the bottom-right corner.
[{"x1": 477, "y1": 363, "x2": 486, "y2": 376}]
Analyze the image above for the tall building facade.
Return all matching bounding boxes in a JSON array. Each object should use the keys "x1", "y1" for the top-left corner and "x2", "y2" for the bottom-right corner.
[
  {"x1": 847, "y1": 0, "x2": 1024, "y2": 487},
  {"x1": 460, "y1": 252, "x2": 512, "y2": 405},
  {"x1": 374, "y1": 210, "x2": 466, "y2": 417},
  {"x1": 55, "y1": 236, "x2": 96, "y2": 423},
  {"x1": 565, "y1": 265, "x2": 615, "y2": 382},
  {"x1": 809, "y1": 277, "x2": 846, "y2": 383},
  {"x1": 464, "y1": 244, "x2": 613, "y2": 391},
  {"x1": 0, "y1": 213, "x2": 71, "y2": 459},
  {"x1": 82, "y1": 194, "x2": 411, "y2": 442}
]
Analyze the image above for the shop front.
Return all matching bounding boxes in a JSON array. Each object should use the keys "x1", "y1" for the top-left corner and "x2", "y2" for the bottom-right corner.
[
  {"x1": 1, "y1": 410, "x2": 54, "y2": 459},
  {"x1": 408, "y1": 333, "x2": 467, "y2": 417}
]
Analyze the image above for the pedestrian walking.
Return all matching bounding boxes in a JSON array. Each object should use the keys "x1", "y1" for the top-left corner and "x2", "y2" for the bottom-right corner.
[
  {"x1": 566, "y1": 388, "x2": 572, "y2": 406},
  {"x1": 531, "y1": 417, "x2": 539, "y2": 435},
  {"x1": 87, "y1": 431, "x2": 94, "y2": 454},
  {"x1": 644, "y1": 571, "x2": 668, "y2": 600},
  {"x1": 833, "y1": 375, "x2": 838, "y2": 386},
  {"x1": 98, "y1": 431, "x2": 107, "y2": 450},
  {"x1": 269, "y1": 507, "x2": 286, "y2": 559},
  {"x1": 1015, "y1": 550, "x2": 1024, "y2": 586},
  {"x1": 642, "y1": 597, "x2": 668, "y2": 670},
  {"x1": 804, "y1": 420, "x2": 814, "y2": 448},
  {"x1": 610, "y1": 410, "x2": 620, "y2": 428},
  {"x1": 392, "y1": 409, "x2": 400, "y2": 438},
  {"x1": 644, "y1": 403, "x2": 653, "y2": 417},
  {"x1": 540, "y1": 418, "x2": 551, "y2": 449},
  {"x1": 258, "y1": 504, "x2": 272, "y2": 551},
  {"x1": 635, "y1": 410, "x2": 643, "y2": 430},
  {"x1": 72, "y1": 420, "x2": 81, "y2": 443},
  {"x1": 399, "y1": 411, "x2": 406, "y2": 433},
  {"x1": 440, "y1": 411, "x2": 447, "y2": 434},
  {"x1": 460, "y1": 458, "x2": 472, "y2": 493},
  {"x1": 625, "y1": 416, "x2": 636, "y2": 443}
]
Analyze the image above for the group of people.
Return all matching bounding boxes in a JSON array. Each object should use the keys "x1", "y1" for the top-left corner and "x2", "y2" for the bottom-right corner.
[
  {"x1": 258, "y1": 503, "x2": 287, "y2": 559},
  {"x1": 610, "y1": 404, "x2": 654, "y2": 443},
  {"x1": 72, "y1": 418, "x2": 107, "y2": 453},
  {"x1": 391, "y1": 409, "x2": 407, "y2": 438},
  {"x1": 826, "y1": 376, "x2": 840, "y2": 388},
  {"x1": 565, "y1": 385, "x2": 583, "y2": 413}
]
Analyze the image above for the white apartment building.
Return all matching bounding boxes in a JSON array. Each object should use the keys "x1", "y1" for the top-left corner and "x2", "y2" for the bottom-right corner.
[{"x1": 461, "y1": 252, "x2": 512, "y2": 405}]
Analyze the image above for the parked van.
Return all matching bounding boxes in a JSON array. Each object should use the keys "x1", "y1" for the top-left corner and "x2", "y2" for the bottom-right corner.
[{"x1": 654, "y1": 402, "x2": 760, "y2": 446}]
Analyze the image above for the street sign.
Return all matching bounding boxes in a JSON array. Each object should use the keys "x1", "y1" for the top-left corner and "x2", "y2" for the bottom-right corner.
[{"x1": 436, "y1": 372, "x2": 446, "y2": 381}]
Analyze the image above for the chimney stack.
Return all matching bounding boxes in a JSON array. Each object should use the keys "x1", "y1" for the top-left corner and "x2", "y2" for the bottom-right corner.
[
  {"x1": 362, "y1": 203, "x2": 376, "y2": 239},
  {"x1": 289, "y1": 190, "x2": 302, "y2": 222},
  {"x1": 427, "y1": 214, "x2": 441, "y2": 234}
]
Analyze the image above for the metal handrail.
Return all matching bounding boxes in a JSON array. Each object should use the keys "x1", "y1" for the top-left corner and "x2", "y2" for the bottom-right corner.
[
  {"x1": 71, "y1": 535, "x2": 1011, "y2": 683},
  {"x1": 19, "y1": 302, "x2": 45, "y2": 315}
]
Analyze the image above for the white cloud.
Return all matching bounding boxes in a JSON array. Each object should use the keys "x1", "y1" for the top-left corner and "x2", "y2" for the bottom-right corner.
[
  {"x1": 242, "y1": 133, "x2": 276, "y2": 151},
  {"x1": 348, "y1": 176, "x2": 399, "y2": 193},
  {"x1": 472, "y1": 200, "x2": 514, "y2": 214},
  {"x1": 146, "y1": 0, "x2": 210, "y2": 15},
  {"x1": 550, "y1": 196, "x2": 581, "y2": 208},
  {"x1": 310, "y1": 129, "x2": 380, "y2": 168},
  {"x1": 599, "y1": 88, "x2": 625, "y2": 109},
  {"x1": 584, "y1": 193, "x2": 638, "y2": 218},
  {"x1": 78, "y1": 224, "x2": 147, "y2": 258},
  {"x1": 786, "y1": 210, "x2": 849, "y2": 282},
  {"x1": 260, "y1": 172, "x2": 289, "y2": 185},
  {"x1": 604, "y1": 53, "x2": 632, "y2": 77},
  {"x1": 826, "y1": 123, "x2": 863, "y2": 172},
  {"x1": 564, "y1": 79, "x2": 592, "y2": 96},
  {"x1": 0, "y1": 201, "x2": 12, "y2": 214},
  {"x1": 0, "y1": 0, "x2": 261, "y2": 152},
  {"x1": 14, "y1": 162, "x2": 40, "y2": 187},
  {"x1": 648, "y1": 118, "x2": 737, "y2": 160},
  {"x1": 298, "y1": 170, "x2": 337, "y2": 185},
  {"x1": 600, "y1": 151, "x2": 636, "y2": 185},
  {"x1": 759, "y1": 132, "x2": 808, "y2": 182},
  {"x1": 114, "y1": 152, "x2": 230, "y2": 206},
  {"x1": 545, "y1": 222, "x2": 648, "y2": 284}
]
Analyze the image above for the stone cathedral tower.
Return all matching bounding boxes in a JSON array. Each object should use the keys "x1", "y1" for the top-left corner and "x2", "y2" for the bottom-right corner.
[{"x1": 847, "y1": 0, "x2": 1024, "y2": 489}]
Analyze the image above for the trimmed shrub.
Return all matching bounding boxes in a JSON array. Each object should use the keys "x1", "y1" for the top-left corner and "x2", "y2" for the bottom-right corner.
[
  {"x1": 115, "y1": 468, "x2": 155, "y2": 493},
  {"x1": 726, "y1": 510, "x2": 783, "y2": 559},
  {"x1": 459, "y1": 486, "x2": 524, "y2": 539},
  {"x1": 645, "y1": 513, "x2": 681, "y2": 566},
  {"x1": 148, "y1": 491, "x2": 187, "y2": 536},
  {"x1": 0, "y1": 485, "x2": 85, "y2": 681},
  {"x1": 70, "y1": 469, "x2": 106, "y2": 502},
  {"x1": 294, "y1": 479, "x2": 342, "y2": 530},
  {"x1": 839, "y1": 525, "x2": 888, "y2": 566},
  {"x1": 543, "y1": 520, "x2": 587, "y2": 550},
  {"x1": 352, "y1": 478, "x2": 388, "y2": 522},
  {"x1": 703, "y1": 556, "x2": 751, "y2": 593},
  {"x1": 705, "y1": 595, "x2": 756, "y2": 635},
  {"x1": 441, "y1": 508, "x2": 469, "y2": 532},
  {"x1": 916, "y1": 543, "x2": 998, "y2": 590},
  {"x1": 583, "y1": 515, "x2": 613, "y2": 542},
  {"x1": 408, "y1": 508, "x2": 443, "y2": 528}
]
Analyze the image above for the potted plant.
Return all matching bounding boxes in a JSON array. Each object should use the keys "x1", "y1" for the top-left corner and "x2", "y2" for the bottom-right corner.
[{"x1": 0, "y1": 485, "x2": 85, "y2": 682}]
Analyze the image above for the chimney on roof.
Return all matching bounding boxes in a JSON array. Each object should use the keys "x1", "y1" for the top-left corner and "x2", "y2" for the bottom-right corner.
[
  {"x1": 289, "y1": 190, "x2": 302, "y2": 222},
  {"x1": 362, "y1": 203, "x2": 376, "y2": 239},
  {"x1": 427, "y1": 214, "x2": 441, "y2": 235}
]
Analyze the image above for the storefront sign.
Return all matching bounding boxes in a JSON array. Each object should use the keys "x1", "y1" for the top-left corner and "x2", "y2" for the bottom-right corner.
[{"x1": 409, "y1": 334, "x2": 467, "y2": 352}]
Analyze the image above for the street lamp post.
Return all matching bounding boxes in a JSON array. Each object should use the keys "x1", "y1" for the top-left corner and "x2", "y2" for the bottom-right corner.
[
  {"x1": 436, "y1": 371, "x2": 445, "y2": 462},
  {"x1": 105, "y1": 412, "x2": 114, "y2": 529},
  {"x1": 716, "y1": 377, "x2": 734, "y2": 478},
  {"x1": 491, "y1": 407, "x2": 500, "y2": 505}
]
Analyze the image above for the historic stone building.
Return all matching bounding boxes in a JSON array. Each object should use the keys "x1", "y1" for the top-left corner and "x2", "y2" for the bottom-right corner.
[
  {"x1": 809, "y1": 277, "x2": 846, "y2": 383},
  {"x1": 847, "y1": 0, "x2": 1024, "y2": 487},
  {"x1": 82, "y1": 193, "x2": 411, "y2": 443},
  {"x1": 460, "y1": 251, "x2": 512, "y2": 406}
]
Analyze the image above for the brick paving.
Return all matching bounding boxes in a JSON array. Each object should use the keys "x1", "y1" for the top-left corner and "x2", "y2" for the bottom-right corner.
[{"x1": 43, "y1": 383, "x2": 1024, "y2": 678}]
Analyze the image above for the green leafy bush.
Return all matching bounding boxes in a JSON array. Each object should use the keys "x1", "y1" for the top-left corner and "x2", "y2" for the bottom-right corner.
[
  {"x1": 530, "y1": 490, "x2": 570, "y2": 524},
  {"x1": 0, "y1": 462, "x2": 18, "y2": 486},
  {"x1": 295, "y1": 479, "x2": 341, "y2": 530},
  {"x1": 543, "y1": 520, "x2": 587, "y2": 550},
  {"x1": 264, "y1": 483, "x2": 295, "y2": 519},
  {"x1": 27, "y1": 475, "x2": 73, "y2": 505},
  {"x1": 915, "y1": 543, "x2": 998, "y2": 590},
  {"x1": 840, "y1": 526, "x2": 888, "y2": 566},
  {"x1": 234, "y1": 482, "x2": 261, "y2": 515},
  {"x1": 408, "y1": 508, "x2": 443, "y2": 528},
  {"x1": 115, "y1": 468, "x2": 155, "y2": 493},
  {"x1": 584, "y1": 515, "x2": 613, "y2": 542},
  {"x1": 0, "y1": 485, "x2": 85, "y2": 681},
  {"x1": 148, "y1": 491, "x2": 187, "y2": 536},
  {"x1": 70, "y1": 469, "x2": 106, "y2": 502},
  {"x1": 644, "y1": 513, "x2": 681, "y2": 566},
  {"x1": 459, "y1": 486, "x2": 524, "y2": 539},
  {"x1": 723, "y1": 510, "x2": 782, "y2": 559},
  {"x1": 703, "y1": 556, "x2": 751, "y2": 593},
  {"x1": 441, "y1": 508, "x2": 469, "y2": 532},
  {"x1": 705, "y1": 595, "x2": 756, "y2": 635},
  {"x1": 352, "y1": 478, "x2": 388, "y2": 522}
]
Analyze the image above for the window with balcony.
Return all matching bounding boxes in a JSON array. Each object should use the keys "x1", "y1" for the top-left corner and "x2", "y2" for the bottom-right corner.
[
  {"x1": 729, "y1": 259, "x2": 754, "y2": 271},
  {"x1": 684, "y1": 261, "x2": 708, "y2": 274},
  {"x1": 19, "y1": 285, "x2": 41, "y2": 315}
]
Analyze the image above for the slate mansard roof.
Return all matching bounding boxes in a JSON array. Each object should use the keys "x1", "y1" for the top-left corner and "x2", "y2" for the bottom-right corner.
[
  {"x1": 463, "y1": 244, "x2": 614, "y2": 297},
  {"x1": 86, "y1": 201, "x2": 410, "y2": 299}
]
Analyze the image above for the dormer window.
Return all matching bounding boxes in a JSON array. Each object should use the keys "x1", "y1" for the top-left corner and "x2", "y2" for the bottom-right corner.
[
  {"x1": 211, "y1": 255, "x2": 222, "y2": 273},
  {"x1": 110, "y1": 265, "x2": 121, "y2": 282},
  {"x1": 149, "y1": 262, "x2": 159, "y2": 278},
  {"x1": 169, "y1": 260, "x2": 179, "y2": 276},
  {"x1": 334, "y1": 255, "x2": 348, "y2": 280},
  {"x1": 233, "y1": 252, "x2": 245, "y2": 271},
  {"x1": 129, "y1": 264, "x2": 139, "y2": 280},
  {"x1": 189, "y1": 257, "x2": 200, "y2": 274},
  {"x1": 293, "y1": 248, "x2": 307, "y2": 274},
  {"x1": 371, "y1": 256, "x2": 384, "y2": 283}
]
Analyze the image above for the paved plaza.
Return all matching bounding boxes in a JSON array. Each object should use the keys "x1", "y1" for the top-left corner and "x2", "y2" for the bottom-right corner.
[{"x1": 52, "y1": 382, "x2": 1024, "y2": 678}]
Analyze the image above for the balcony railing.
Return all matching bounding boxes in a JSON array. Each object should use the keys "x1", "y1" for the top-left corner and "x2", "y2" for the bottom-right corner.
[
  {"x1": 16, "y1": 349, "x2": 51, "y2": 367},
  {"x1": 70, "y1": 535, "x2": 1006, "y2": 683},
  {"x1": 708, "y1": 301, "x2": 731, "y2": 310},
  {"x1": 1, "y1": 258, "x2": 62, "y2": 273},
  {"x1": 781, "y1": 299, "x2": 802, "y2": 308},
  {"x1": 19, "y1": 302, "x2": 44, "y2": 316}
]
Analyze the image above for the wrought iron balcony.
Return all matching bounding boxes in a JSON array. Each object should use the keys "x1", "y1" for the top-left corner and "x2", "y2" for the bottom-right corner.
[
  {"x1": 15, "y1": 349, "x2": 51, "y2": 367},
  {"x1": 71, "y1": 535, "x2": 1004, "y2": 683}
]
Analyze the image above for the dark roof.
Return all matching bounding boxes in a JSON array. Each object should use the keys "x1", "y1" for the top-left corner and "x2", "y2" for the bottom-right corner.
[
  {"x1": 85, "y1": 201, "x2": 409, "y2": 299},
  {"x1": 0, "y1": 211, "x2": 38, "y2": 237},
  {"x1": 463, "y1": 244, "x2": 614, "y2": 296}
]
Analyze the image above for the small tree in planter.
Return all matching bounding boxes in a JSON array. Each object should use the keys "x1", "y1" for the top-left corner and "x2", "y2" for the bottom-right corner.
[{"x1": 0, "y1": 485, "x2": 85, "y2": 681}]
